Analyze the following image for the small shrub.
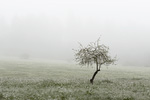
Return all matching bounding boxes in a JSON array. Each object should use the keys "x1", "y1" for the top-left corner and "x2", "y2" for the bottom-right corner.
[{"x1": 101, "y1": 79, "x2": 113, "y2": 83}]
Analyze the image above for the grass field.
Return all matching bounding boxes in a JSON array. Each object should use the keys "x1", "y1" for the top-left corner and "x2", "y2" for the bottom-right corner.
[{"x1": 0, "y1": 58, "x2": 150, "y2": 100}]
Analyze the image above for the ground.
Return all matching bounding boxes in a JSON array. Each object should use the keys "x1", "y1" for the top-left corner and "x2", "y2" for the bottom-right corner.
[{"x1": 0, "y1": 58, "x2": 150, "y2": 100}]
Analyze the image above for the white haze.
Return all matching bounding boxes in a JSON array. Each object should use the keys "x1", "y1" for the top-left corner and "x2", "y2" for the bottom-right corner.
[{"x1": 0, "y1": 0, "x2": 150, "y2": 66}]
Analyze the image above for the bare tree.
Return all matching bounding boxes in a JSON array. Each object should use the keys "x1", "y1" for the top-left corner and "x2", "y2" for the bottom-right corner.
[{"x1": 74, "y1": 38, "x2": 116, "y2": 84}]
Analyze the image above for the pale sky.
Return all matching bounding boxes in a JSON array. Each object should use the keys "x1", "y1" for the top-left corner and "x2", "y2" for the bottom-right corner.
[{"x1": 0, "y1": 0, "x2": 150, "y2": 66}]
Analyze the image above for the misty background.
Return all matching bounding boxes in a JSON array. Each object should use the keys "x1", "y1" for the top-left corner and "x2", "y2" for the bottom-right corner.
[{"x1": 0, "y1": 0, "x2": 150, "y2": 66}]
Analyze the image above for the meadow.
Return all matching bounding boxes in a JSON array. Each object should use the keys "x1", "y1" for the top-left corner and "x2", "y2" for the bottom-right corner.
[{"x1": 0, "y1": 58, "x2": 150, "y2": 100}]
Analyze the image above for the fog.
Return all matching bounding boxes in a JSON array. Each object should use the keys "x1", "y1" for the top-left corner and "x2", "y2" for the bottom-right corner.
[{"x1": 0, "y1": 0, "x2": 150, "y2": 66}]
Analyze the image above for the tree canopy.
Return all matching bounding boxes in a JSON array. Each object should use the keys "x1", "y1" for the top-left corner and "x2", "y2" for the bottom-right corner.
[{"x1": 74, "y1": 38, "x2": 116, "y2": 68}]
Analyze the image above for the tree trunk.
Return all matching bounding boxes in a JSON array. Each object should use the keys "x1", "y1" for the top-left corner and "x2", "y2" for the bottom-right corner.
[
  {"x1": 90, "y1": 59, "x2": 101, "y2": 84},
  {"x1": 90, "y1": 69, "x2": 100, "y2": 84}
]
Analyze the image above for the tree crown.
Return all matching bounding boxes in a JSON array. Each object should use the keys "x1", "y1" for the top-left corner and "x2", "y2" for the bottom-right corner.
[{"x1": 74, "y1": 38, "x2": 116, "y2": 67}]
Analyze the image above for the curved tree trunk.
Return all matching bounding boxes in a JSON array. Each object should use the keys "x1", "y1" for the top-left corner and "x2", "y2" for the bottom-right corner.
[
  {"x1": 90, "y1": 69, "x2": 100, "y2": 84},
  {"x1": 90, "y1": 59, "x2": 101, "y2": 84}
]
